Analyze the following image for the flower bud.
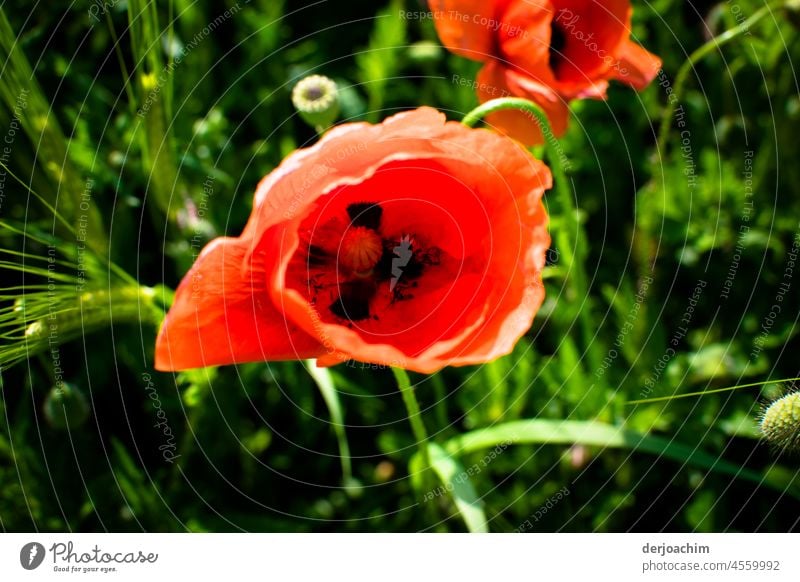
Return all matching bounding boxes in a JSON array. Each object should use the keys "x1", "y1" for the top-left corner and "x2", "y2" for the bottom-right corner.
[
  {"x1": 786, "y1": 0, "x2": 800, "y2": 28},
  {"x1": 44, "y1": 383, "x2": 90, "y2": 430},
  {"x1": 291, "y1": 75, "x2": 340, "y2": 131},
  {"x1": 760, "y1": 392, "x2": 800, "y2": 451},
  {"x1": 407, "y1": 41, "x2": 443, "y2": 65}
]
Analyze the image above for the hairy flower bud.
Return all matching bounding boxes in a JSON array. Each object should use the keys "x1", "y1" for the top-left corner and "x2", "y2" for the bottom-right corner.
[{"x1": 760, "y1": 392, "x2": 800, "y2": 451}]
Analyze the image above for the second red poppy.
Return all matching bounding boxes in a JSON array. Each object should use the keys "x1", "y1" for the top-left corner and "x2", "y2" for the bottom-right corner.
[{"x1": 429, "y1": 0, "x2": 661, "y2": 145}]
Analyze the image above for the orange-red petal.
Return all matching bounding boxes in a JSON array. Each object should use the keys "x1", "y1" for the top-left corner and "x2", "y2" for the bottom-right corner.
[
  {"x1": 610, "y1": 38, "x2": 662, "y2": 90},
  {"x1": 477, "y1": 61, "x2": 570, "y2": 145},
  {"x1": 428, "y1": 0, "x2": 506, "y2": 61},
  {"x1": 154, "y1": 236, "x2": 324, "y2": 371}
]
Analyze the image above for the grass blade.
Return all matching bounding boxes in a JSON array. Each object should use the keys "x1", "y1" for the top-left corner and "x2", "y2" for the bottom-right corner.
[
  {"x1": 426, "y1": 442, "x2": 488, "y2": 533},
  {"x1": 127, "y1": 0, "x2": 184, "y2": 222},
  {"x1": 443, "y1": 419, "x2": 798, "y2": 498},
  {"x1": 304, "y1": 361, "x2": 352, "y2": 484},
  {"x1": 355, "y1": 0, "x2": 407, "y2": 121},
  {"x1": 0, "y1": 8, "x2": 107, "y2": 252}
]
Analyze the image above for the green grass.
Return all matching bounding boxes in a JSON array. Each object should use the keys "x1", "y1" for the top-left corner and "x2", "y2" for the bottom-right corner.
[{"x1": 1, "y1": 0, "x2": 799, "y2": 532}]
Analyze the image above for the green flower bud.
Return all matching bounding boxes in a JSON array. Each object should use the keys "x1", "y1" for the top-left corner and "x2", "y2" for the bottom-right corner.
[
  {"x1": 786, "y1": 0, "x2": 800, "y2": 29},
  {"x1": 291, "y1": 75, "x2": 340, "y2": 132},
  {"x1": 760, "y1": 392, "x2": 800, "y2": 451},
  {"x1": 407, "y1": 41, "x2": 443, "y2": 65},
  {"x1": 44, "y1": 383, "x2": 90, "y2": 430}
]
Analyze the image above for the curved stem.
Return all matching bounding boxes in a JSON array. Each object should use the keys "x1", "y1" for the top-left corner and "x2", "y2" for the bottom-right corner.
[
  {"x1": 462, "y1": 98, "x2": 603, "y2": 378},
  {"x1": 656, "y1": 1, "x2": 781, "y2": 154},
  {"x1": 392, "y1": 367, "x2": 431, "y2": 470},
  {"x1": 462, "y1": 97, "x2": 551, "y2": 131}
]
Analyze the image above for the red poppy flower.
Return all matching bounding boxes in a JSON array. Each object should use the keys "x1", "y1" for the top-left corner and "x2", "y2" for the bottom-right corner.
[
  {"x1": 154, "y1": 108, "x2": 551, "y2": 374},
  {"x1": 429, "y1": 0, "x2": 661, "y2": 144}
]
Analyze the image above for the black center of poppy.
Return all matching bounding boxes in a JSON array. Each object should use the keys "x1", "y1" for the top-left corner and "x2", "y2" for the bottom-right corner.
[
  {"x1": 548, "y1": 22, "x2": 567, "y2": 73},
  {"x1": 303, "y1": 201, "x2": 441, "y2": 323},
  {"x1": 346, "y1": 202, "x2": 383, "y2": 230},
  {"x1": 330, "y1": 278, "x2": 376, "y2": 321}
]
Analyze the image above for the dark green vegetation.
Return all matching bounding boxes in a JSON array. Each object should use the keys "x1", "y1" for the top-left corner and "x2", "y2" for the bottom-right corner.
[{"x1": 1, "y1": 0, "x2": 799, "y2": 532}]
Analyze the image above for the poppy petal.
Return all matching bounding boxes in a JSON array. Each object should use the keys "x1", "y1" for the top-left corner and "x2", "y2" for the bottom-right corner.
[
  {"x1": 611, "y1": 39, "x2": 662, "y2": 90},
  {"x1": 246, "y1": 108, "x2": 452, "y2": 245},
  {"x1": 477, "y1": 61, "x2": 570, "y2": 145},
  {"x1": 154, "y1": 236, "x2": 324, "y2": 371},
  {"x1": 430, "y1": 0, "x2": 661, "y2": 137},
  {"x1": 495, "y1": 0, "x2": 551, "y2": 74},
  {"x1": 428, "y1": 0, "x2": 505, "y2": 60}
]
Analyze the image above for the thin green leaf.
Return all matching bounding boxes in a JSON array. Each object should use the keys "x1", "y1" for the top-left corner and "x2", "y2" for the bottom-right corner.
[
  {"x1": 443, "y1": 419, "x2": 798, "y2": 498},
  {"x1": 426, "y1": 442, "x2": 488, "y2": 533},
  {"x1": 305, "y1": 361, "x2": 352, "y2": 484}
]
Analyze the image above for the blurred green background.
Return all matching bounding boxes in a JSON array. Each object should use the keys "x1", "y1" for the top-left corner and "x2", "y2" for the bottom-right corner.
[{"x1": 1, "y1": 0, "x2": 800, "y2": 532}]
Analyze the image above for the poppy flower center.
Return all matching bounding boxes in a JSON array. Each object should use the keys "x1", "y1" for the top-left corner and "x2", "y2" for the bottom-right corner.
[
  {"x1": 291, "y1": 200, "x2": 446, "y2": 324},
  {"x1": 340, "y1": 226, "x2": 382, "y2": 275}
]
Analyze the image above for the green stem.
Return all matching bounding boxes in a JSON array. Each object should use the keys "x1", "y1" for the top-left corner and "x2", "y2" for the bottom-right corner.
[
  {"x1": 463, "y1": 98, "x2": 603, "y2": 379},
  {"x1": 430, "y1": 372, "x2": 449, "y2": 429},
  {"x1": 105, "y1": 11, "x2": 139, "y2": 120},
  {"x1": 461, "y1": 97, "x2": 548, "y2": 130},
  {"x1": 128, "y1": 0, "x2": 184, "y2": 224},
  {"x1": 656, "y1": 1, "x2": 782, "y2": 155},
  {"x1": 626, "y1": 375, "x2": 800, "y2": 406},
  {"x1": 392, "y1": 367, "x2": 431, "y2": 472}
]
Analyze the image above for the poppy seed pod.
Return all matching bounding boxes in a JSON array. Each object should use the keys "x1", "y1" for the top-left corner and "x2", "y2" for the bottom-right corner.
[
  {"x1": 292, "y1": 75, "x2": 340, "y2": 131},
  {"x1": 155, "y1": 107, "x2": 552, "y2": 374}
]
